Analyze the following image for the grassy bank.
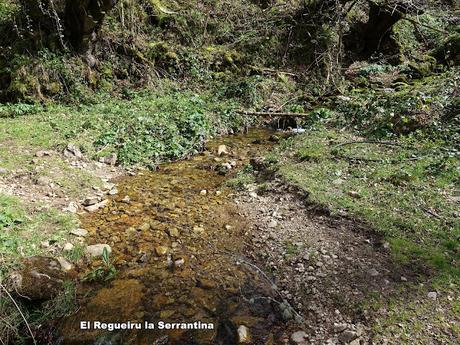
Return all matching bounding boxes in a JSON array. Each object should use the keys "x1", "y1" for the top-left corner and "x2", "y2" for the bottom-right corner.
[{"x1": 275, "y1": 128, "x2": 459, "y2": 279}]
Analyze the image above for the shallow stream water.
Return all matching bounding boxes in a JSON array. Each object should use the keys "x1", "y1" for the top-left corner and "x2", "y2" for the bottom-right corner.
[{"x1": 56, "y1": 129, "x2": 287, "y2": 345}]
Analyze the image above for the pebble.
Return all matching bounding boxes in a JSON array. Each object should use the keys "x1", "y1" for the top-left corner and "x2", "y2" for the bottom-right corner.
[
  {"x1": 427, "y1": 291, "x2": 437, "y2": 300},
  {"x1": 217, "y1": 145, "x2": 228, "y2": 156},
  {"x1": 63, "y1": 202, "x2": 78, "y2": 213},
  {"x1": 268, "y1": 220, "x2": 278, "y2": 228},
  {"x1": 200, "y1": 190, "x2": 207, "y2": 196},
  {"x1": 84, "y1": 199, "x2": 108, "y2": 212},
  {"x1": 333, "y1": 323, "x2": 347, "y2": 333},
  {"x1": 63, "y1": 243, "x2": 74, "y2": 251},
  {"x1": 70, "y1": 228, "x2": 89, "y2": 237},
  {"x1": 167, "y1": 228, "x2": 180, "y2": 237},
  {"x1": 338, "y1": 330, "x2": 358, "y2": 343},
  {"x1": 368, "y1": 268, "x2": 379, "y2": 277},
  {"x1": 86, "y1": 244, "x2": 112, "y2": 257},
  {"x1": 237, "y1": 325, "x2": 251, "y2": 343},
  {"x1": 57, "y1": 256, "x2": 73, "y2": 271},
  {"x1": 290, "y1": 331, "x2": 307, "y2": 344},
  {"x1": 83, "y1": 196, "x2": 100, "y2": 206},
  {"x1": 174, "y1": 258, "x2": 185, "y2": 267}
]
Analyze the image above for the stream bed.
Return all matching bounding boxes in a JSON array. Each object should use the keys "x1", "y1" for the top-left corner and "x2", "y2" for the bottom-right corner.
[{"x1": 56, "y1": 129, "x2": 289, "y2": 345}]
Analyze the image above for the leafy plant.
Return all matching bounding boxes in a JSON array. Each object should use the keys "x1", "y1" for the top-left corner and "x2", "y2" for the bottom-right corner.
[{"x1": 83, "y1": 247, "x2": 118, "y2": 282}]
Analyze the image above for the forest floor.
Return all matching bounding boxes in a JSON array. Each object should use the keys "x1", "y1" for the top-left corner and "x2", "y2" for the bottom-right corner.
[{"x1": 236, "y1": 179, "x2": 459, "y2": 344}]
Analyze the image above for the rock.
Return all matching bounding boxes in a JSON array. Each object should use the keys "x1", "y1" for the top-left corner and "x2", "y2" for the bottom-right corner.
[
  {"x1": 84, "y1": 199, "x2": 108, "y2": 212},
  {"x1": 249, "y1": 192, "x2": 258, "y2": 198},
  {"x1": 269, "y1": 135, "x2": 280, "y2": 142},
  {"x1": 200, "y1": 189, "x2": 207, "y2": 196},
  {"x1": 63, "y1": 243, "x2": 74, "y2": 251},
  {"x1": 174, "y1": 258, "x2": 185, "y2": 267},
  {"x1": 167, "y1": 228, "x2": 180, "y2": 237},
  {"x1": 8, "y1": 256, "x2": 67, "y2": 301},
  {"x1": 82, "y1": 196, "x2": 100, "y2": 206},
  {"x1": 237, "y1": 325, "x2": 251, "y2": 343},
  {"x1": 155, "y1": 246, "x2": 169, "y2": 256},
  {"x1": 427, "y1": 291, "x2": 437, "y2": 300},
  {"x1": 99, "y1": 153, "x2": 117, "y2": 166},
  {"x1": 222, "y1": 162, "x2": 232, "y2": 170},
  {"x1": 57, "y1": 256, "x2": 73, "y2": 271},
  {"x1": 290, "y1": 331, "x2": 307, "y2": 344},
  {"x1": 86, "y1": 244, "x2": 112, "y2": 257},
  {"x1": 40, "y1": 240, "x2": 50, "y2": 248},
  {"x1": 139, "y1": 222, "x2": 151, "y2": 231},
  {"x1": 217, "y1": 145, "x2": 228, "y2": 156},
  {"x1": 268, "y1": 220, "x2": 278, "y2": 228},
  {"x1": 250, "y1": 157, "x2": 267, "y2": 171},
  {"x1": 347, "y1": 191, "x2": 360, "y2": 199},
  {"x1": 64, "y1": 144, "x2": 82, "y2": 159},
  {"x1": 400, "y1": 276, "x2": 407, "y2": 282},
  {"x1": 333, "y1": 323, "x2": 348, "y2": 333},
  {"x1": 63, "y1": 202, "x2": 78, "y2": 213},
  {"x1": 108, "y1": 188, "x2": 118, "y2": 195},
  {"x1": 36, "y1": 176, "x2": 51, "y2": 186},
  {"x1": 193, "y1": 226, "x2": 205, "y2": 234},
  {"x1": 35, "y1": 150, "x2": 52, "y2": 157},
  {"x1": 0, "y1": 167, "x2": 8, "y2": 174},
  {"x1": 121, "y1": 195, "x2": 131, "y2": 203},
  {"x1": 339, "y1": 330, "x2": 358, "y2": 343},
  {"x1": 368, "y1": 268, "x2": 379, "y2": 277},
  {"x1": 70, "y1": 228, "x2": 89, "y2": 237}
]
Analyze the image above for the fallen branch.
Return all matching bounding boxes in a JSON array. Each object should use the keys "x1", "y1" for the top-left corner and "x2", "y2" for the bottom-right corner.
[
  {"x1": 333, "y1": 140, "x2": 401, "y2": 149},
  {"x1": 237, "y1": 110, "x2": 311, "y2": 117},
  {"x1": 248, "y1": 65, "x2": 297, "y2": 77}
]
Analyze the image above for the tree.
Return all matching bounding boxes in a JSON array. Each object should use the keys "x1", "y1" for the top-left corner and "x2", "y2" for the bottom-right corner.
[{"x1": 20, "y1": 0, "x2": 119, "y2": 51}]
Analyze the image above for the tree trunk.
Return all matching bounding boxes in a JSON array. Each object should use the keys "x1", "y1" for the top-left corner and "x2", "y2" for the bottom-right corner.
[
  {"x1": 64, "y1": 0, "x2": 118, "y2": 51},
  {"x1": 360, "y1": 2, "x2": 403, "y2": 57},
  {"x1": 20, "y1": 0, "x2": 118, "y2": 51}
]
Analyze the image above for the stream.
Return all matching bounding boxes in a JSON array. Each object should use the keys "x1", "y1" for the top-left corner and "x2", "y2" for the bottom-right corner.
[{"x1": 56, "y1": 129, "x2": 289, "y2": 345}]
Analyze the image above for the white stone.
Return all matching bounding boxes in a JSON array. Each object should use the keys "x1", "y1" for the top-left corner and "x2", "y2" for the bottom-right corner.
[
  {"x1": 237, "y1": 325, "x2": 251, "y2": 343},
  {"x1": 57, "y1": 257, "x2": 73, "y2": 271},
  {"x1": 86, "y1": 244, "x2": 111, "y2": 257}
]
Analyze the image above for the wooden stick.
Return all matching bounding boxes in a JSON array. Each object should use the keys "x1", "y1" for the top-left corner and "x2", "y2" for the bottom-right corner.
[{"x1": 237, "y1": 110, "x2": 311, "y2": 117}]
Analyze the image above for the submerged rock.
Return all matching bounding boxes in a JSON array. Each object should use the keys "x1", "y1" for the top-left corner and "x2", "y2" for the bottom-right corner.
[
  {"x1": 237, "y1": 325, "x2": 251, "y2": 343},
  {"x1": 217, "y1": 144, "x2": 229, "y2": 156}
]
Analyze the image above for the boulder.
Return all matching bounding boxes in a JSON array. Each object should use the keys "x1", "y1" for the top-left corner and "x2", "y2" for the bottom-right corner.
[{"x1": 8, "y1": 256, "x2": 67, "y2": 301}]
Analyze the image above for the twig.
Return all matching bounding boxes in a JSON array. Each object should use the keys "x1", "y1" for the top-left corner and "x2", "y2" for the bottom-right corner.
[
  {"x1": 248, "y1": 65, "x2": 297, "y2": 77},
  {"x1": 0, "y1": 283, "x2": 37, "y2": 345}
]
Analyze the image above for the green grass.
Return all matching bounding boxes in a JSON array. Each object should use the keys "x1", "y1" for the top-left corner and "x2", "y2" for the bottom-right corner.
[
  {"x1": 0, "y1": 194, "x2": 78, "y2": 280},
  {"x1": 0, "y1": 87, "x2": 246, "y2": 168},
  {"x1": 275, "y1": 128, "x2": 460, "y2": 280}
]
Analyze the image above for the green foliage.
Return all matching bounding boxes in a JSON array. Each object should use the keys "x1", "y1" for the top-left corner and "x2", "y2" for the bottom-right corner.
[
  {"x1": 225, "y1": 164, "x2": 255, "y2": 190},
  {"x1": 0, "y1": 194, "x2": 77, "y2": 280},
  {"x1": 83, "y1": 247, "x2": 118, "y2": 282},
  {"x1": 336, "y1": 68, "x2": 459, "y2": 137}
]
